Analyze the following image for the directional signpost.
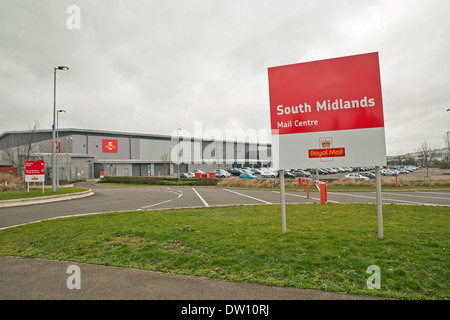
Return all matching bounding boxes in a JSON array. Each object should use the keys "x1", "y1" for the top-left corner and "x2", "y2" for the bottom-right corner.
[
  {"x1": 268, "y1": 52, "x2": 386, "y2": 238},
  {"x1": 25, "y1": 160, "x2": 45, "y2": 193}
]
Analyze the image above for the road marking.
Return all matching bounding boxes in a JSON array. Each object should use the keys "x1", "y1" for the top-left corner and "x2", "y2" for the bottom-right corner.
[
  {"x1": 140, "y1": 199, "x2": 172, "y2": 209},
  {"x1": 413, "y1": 191, "x2": 450, "y2": 196},
  {"x1": 192, "y1": 188, "x2": 209, "y2": 207},
  {"x1": 386, "y1": 192, "x2": 450, "y2": 200},
  {"x1": 327, "y1": 191, "x2": 444, "y2": 206},
  {"x1": 224, "y1": 189, "x2": 272, "y2": 204},
  {"x1": 272, "y1": 191, "x2": 340, "y2": 203}
]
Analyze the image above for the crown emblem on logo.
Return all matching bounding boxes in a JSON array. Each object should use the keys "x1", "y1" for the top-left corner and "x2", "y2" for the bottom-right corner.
[{"x1": 321, "y1": 139, "x2": 331, "y2": 148}]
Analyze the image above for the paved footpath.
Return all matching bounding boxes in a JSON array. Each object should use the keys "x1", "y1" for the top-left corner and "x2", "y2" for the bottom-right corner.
[{"x1": 0, "y1": 256, "x2": 378, "y2": 301}]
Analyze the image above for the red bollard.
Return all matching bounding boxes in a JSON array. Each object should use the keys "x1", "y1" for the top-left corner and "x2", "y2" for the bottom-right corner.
[
  {"x1": 298, "y1": 177, "x2": 302, "y2": 189},
  {"x1": 306, "y1": 179, "x2": 310, "y2": 199},
  {"x1": 320, "y1": 183, "x2": 327, "y2": 204}
]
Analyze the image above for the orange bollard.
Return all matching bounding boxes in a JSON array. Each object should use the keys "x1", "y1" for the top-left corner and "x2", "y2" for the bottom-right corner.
[
  {"x1": 298, "y1": 177, "x2": 302, "y2": 189},
  {"x1": 306, "y1": 179, "x2": 310, "y2": 199},
  {"x1": 320, "y1": 183, "x2": 327, "y2": 204}
]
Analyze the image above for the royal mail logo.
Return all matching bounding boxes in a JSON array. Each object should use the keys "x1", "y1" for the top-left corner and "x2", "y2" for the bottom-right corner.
[
  {"x1": 102, "y1": 139, "x2": 118, "y2": 153},
  {"x1": 321, "y1": 138, "x2": 332, "y2": 148},
  {"x1": 309, "y1": 147, "x2": 346, "y2": 158}
]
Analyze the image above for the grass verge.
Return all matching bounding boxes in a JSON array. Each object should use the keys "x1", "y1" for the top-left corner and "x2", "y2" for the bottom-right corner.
[
  {"x1": 0, "y1": 203, "x2": 448, "y2": 300},
  {"x1": 0, "y1": 188, "x2": 89, "y2": 201}
]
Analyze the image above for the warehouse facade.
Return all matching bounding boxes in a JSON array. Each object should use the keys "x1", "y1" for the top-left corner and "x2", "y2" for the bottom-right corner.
[{"x1": 0, "y1": 128, "x2": 272, "y2": 180}]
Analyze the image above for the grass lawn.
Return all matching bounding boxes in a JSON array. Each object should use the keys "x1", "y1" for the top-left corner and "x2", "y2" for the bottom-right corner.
[
  {"x1": 0, "y1": 203, "x2": 448, "y2": 300},
  {"x1": 0, "y1": 188, "x2": 89, "y2": 201}
]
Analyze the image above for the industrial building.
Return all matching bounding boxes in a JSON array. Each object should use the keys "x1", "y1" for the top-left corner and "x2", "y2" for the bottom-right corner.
[{"x1": 0, "y1": 128, "x2": 272, "y2": 180}]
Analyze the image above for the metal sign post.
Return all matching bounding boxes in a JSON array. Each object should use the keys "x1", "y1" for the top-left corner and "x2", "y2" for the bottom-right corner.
[
  {"x1": 375, "y1": 166, "x2": 383, "y2": 239},
  {"x1": 279, "y1": 169, "x2": 286, "y2": 234}
]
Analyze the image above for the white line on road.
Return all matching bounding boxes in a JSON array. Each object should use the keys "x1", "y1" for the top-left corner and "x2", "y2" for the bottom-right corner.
[
  {"x1": 379, "y1": 192, "x2": 450, "y2": 200},
  {"x1": 413, "y1": 191, "x2": 450, "y2": 196},
  {"x1": 140, "y1": 199, "x2": 172, "y2": 209},
  {"x1": 192, "y1": 188, "x2": 209, "y2": 207},
  {"x1": 272, "y1": 191, "x2": 340, "y2": 203},
  {"x1": 327, "y1": 191, "x2": 444, "y2": 206},
  {"x1": 224, "y1": 189, "x2": 272, "y2": 204}
]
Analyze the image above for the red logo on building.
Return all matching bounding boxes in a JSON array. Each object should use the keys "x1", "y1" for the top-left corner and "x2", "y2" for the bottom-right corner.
[{"x1": 102, "y1": 139, "x2": 118, "y2": 153}]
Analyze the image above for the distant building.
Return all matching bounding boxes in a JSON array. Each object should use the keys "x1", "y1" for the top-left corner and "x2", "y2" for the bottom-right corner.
[{"x1": 0, "y1": 128, "x2": 272, "y2": 179}]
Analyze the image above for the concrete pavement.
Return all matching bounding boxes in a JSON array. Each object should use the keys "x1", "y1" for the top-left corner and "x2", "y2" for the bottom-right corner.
[{"x1": 0, "y1": 256, "x2": 379, "y2": 300}]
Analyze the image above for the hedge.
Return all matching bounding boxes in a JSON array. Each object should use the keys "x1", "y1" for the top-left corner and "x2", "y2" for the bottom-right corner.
[{"x1": 99, "y1": 176, "x2": 218, "y2": 186}]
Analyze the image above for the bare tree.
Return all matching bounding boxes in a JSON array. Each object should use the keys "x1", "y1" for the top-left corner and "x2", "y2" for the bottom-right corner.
[
  {"x1": 418, "y1": 140, "x2": 436, "y2": 179},
  {"x1": 160, "y1": 152, "x2": 171, "y2": 175},
  {"x1": 0, "y1": 121, "x2": 41, "y2": 176}
]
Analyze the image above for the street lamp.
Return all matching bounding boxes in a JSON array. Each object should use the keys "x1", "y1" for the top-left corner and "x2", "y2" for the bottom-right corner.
[
  {"x1": 52, "y1": 66, "x2": 69, "y2": 192},
  {"x1": 56, "y1": 109, "x2": 67, "y2": 187},
  {"x1": 177, "y1": 128, "x2": 182, "y2": 179}
]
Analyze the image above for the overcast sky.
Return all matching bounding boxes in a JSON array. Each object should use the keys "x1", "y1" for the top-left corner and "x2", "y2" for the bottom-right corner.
[{"x1": 1, "y1": 0, "x2": 449, "y2": 156}]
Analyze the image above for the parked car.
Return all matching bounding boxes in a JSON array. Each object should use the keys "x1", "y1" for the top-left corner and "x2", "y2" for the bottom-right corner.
[
  {"x1": 251, "y1": 169, "x2": 263, "y2": 175},
  {"x1": 291, "y1": 169, "x2": 311, "y2": 178},
  {"x1": 381, "y1": 169, "x2": 396, "y2": 176},
  {"x1": 214, "y1": 169, "x2": 230, "y2": 178},
  {"x1": 284, "y1": 171, "x2": 296, "y2": 179},
  {"x1": 261, "y1": 170, "x2": 277, "y2": 178},
  {"x1": 240, "y1": 172, "x2": 257, "y2": 179},
  {"x1": 228, "y1": 168, "x2": 243, "y2": 176},
  {"x1": 360, "y1": 172, "x2": 376, "y2": 179},
  {"x1": 180, "y1": 172, "x2": 194, "y2": 178},
  {"x1": 345, "y1": 173, "x2": 370, "y2": 180}
]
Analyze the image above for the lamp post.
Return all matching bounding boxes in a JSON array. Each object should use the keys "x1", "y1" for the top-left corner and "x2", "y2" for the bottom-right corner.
[
  {"x1": 177, "y1": 128, "x2": 182, "y2": 179},
  {"x1": 56, "y1": 109, "x2": 67, "y2": 187},
  {"x1": 52, "y1": 66, "x2": 69, "y2": 192}
]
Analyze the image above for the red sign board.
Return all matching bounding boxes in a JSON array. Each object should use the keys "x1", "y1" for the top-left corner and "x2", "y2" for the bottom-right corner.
[
  {"x1": 268, "y1": 52, "x2": 384, "y2": 135},
  {"x1": 25, "y1": 161, "x2": 45, "y2": 182},
  {"x1": 25, "y1": 161, "x2": 45, "y2": 175},
  {"x1": 268, "y1": 52, "x2": 386, "y2": 169},
  {"x1": 102, "y1": 139, "x2": 118, "y2": 153}
]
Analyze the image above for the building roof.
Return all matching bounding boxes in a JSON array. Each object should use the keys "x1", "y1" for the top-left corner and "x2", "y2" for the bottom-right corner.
[{"x1": 0, "y1": 128, "x2": 270, "y2": 145}]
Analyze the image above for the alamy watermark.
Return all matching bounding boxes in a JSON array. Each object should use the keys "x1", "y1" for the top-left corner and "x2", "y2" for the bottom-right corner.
[
  {"x1": 168, "y1": 121, "x2": 273, "y2": 166},
  {"x1": 66, "y1": 5, "x2": 81, "y2": 30},
  {"x1": 366, "y1": 265, "x2": 381, "y2": 290},
  {"x1": 66, "y1": 264, "x2": 81, "y2": 290}
]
